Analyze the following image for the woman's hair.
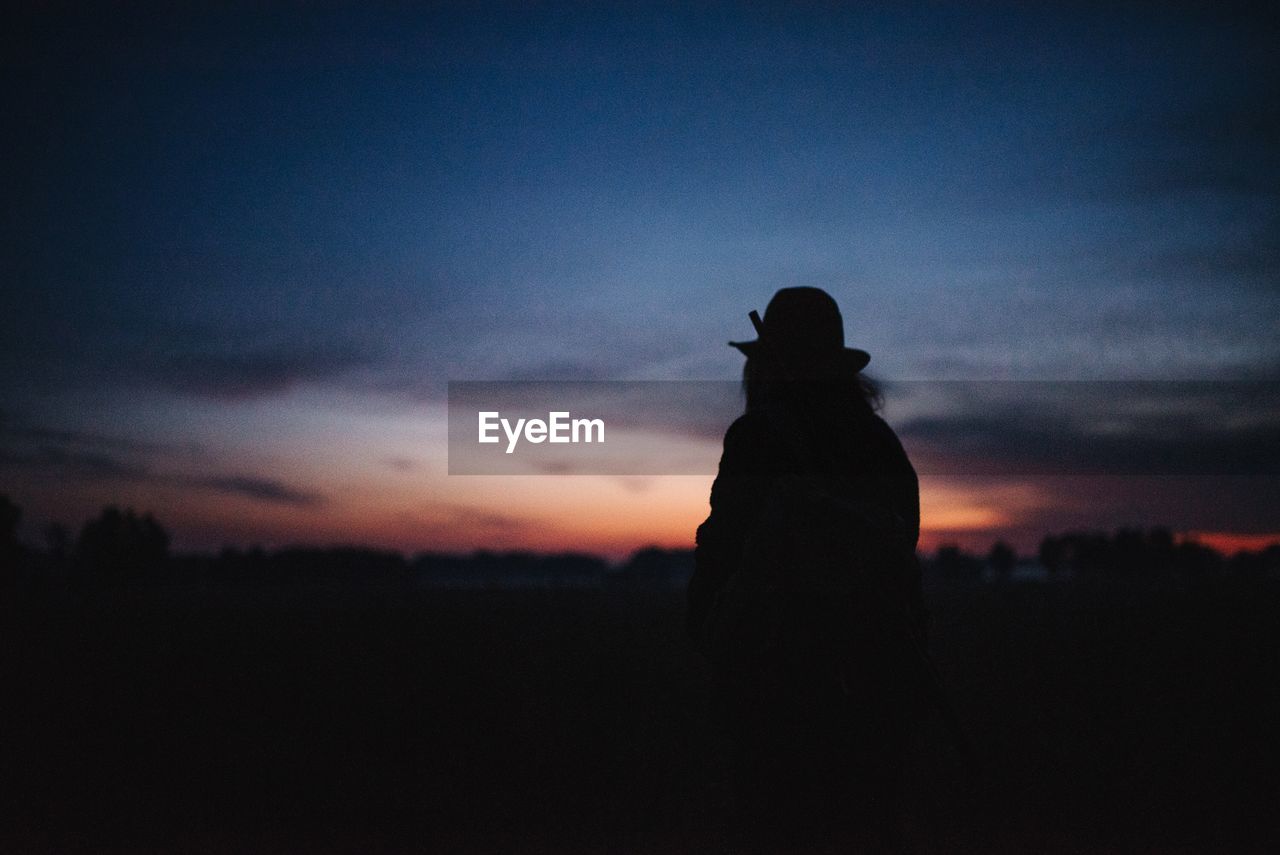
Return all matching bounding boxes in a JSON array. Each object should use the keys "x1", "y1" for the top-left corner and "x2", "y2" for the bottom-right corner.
[{"x1": 742, "y1": 353, "x2": 882, "y2": 417}]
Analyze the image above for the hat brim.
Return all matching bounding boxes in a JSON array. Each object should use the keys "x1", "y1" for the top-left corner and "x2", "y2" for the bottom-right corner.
[{"x1": 729, "y1": 339, "x2": 871, "y2": 372}]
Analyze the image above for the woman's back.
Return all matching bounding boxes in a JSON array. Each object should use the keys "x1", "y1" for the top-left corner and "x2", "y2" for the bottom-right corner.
[
  {"x1": 688, "y1": 401, "x2": 922, "y2": 643},
  {"x1": 688, "y1": 287, "x2": 924, "y2": 852}
]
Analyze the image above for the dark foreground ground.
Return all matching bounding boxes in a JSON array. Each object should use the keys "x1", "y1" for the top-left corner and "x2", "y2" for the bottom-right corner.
[{"x1": 2, "y1": 578, "x2": 1278, "y2": 853}]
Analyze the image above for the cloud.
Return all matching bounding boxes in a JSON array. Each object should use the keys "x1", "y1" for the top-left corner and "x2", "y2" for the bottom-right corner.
[
  {"x1": 150, "y1": 344, "x2": 374, "y2": 401},
  {"x1": 1132, "y1": 83, "x2": 1280, "y2": 201},
  {"x1": 977, "y1": 474, "x2": 1280, "y2": 538},
  {"x1": 0, "y1": 424, "x2": 168, "y2": 454},
  {"x1": 505, "y1": 359, "x2": 622, "y2": 382},
  {"x1": 897, "y1": 381, "x2": 1280, "y2": 476},
  {"x1": 395, "y1": 504, "x2": 535, "y2": 547},
  {"x1": 182, "y1": 475, "x2": 325, "y2": 507},
  {"x1": 1135, "y1": 216, "x2": 1279, "y2": 292},
  {"x1": 442, "y1": 504, "x2": 527, "y2": 533},
  {"x1": 903, "y1": 415, "x2": 1280, "y2": 476},
  {"x1": 0, "y1": 445, "x2": 148, "y2": 480},
  {"x1": 0, "y1": 437, "x2": 326, "y2": 508},
  {"x1": 1049, "y1": 82, "x2": 1280, "y2": 296}
]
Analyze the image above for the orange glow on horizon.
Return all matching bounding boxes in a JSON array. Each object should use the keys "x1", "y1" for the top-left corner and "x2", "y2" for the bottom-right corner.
[
  {"x1": 1186, "y1": 532, "x2": 1280, "y2": 556},
  {"x1": 170, "y1": 473, "x2": 1044, "y2": 558}
]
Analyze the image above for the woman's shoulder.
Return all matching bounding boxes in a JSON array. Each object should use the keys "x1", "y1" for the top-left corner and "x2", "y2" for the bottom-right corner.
[
  {"x1": 722, "y1": 410, "x2": 777, "y2": 455},
  {"x1": 866, "y1": 412, "x2": 903, "y2": 445},
  {"x1": 717, "y1": 409, "x2": 793, "y2": 475},
  {"x1": 861, "y1": 412, "x2": 915, "y2": 471}
]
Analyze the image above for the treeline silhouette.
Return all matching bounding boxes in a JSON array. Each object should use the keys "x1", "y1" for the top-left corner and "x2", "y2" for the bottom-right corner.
[
  {"x1": 3, "y1": 495, "x2": 1278, "y2": 592},
  {"x1": 934, "y1": 529, "x2": 1280, "y2": 583},
  {"x1": 4, "y1": 493, "x2": 1280, "y2": 852}
]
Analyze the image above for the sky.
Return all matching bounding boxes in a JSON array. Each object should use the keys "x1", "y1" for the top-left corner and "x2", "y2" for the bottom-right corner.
[{"x1": 2, "y1": 2, "x2": 1278, "y2": 557}]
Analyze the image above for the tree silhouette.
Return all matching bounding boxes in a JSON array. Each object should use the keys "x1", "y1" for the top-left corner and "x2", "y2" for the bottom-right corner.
[
  {"x1": 988, "y1": 540, "x2": 1016, "y2": 580},
  {"x1": 43, "y1": 522, "x2": 71, "y2": 562},
  {"x1": 75, "y1": 506, "x2": 170, "y2": 581},
  {"x1": 1, "y1": 494, "x2": 24, "y2": 584},
  {"x1": 934, "y1": 544, "x2": 982, "y2": 581},
  {"x1": 1038, "y1": 535, "x2": 1064, "y2": 574}
]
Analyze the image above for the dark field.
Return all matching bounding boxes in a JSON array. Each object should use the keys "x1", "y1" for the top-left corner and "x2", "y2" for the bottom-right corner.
[{"x1": 3, "y1": 578, "x2": 1279, "y2": 853}]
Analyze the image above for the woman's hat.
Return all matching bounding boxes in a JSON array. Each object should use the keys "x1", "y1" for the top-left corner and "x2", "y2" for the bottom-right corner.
[{"x1": 729, "y1": 286, "x2": 871, "y2": 372}]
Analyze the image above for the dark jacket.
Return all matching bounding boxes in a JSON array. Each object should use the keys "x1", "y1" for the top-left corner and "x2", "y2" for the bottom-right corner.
[
  {"x1": 690, "y1": 399, "x2": 926, "y2": 852},
  {"x1": 688, "y1": 403, "x2": 924, "y2": 645}
]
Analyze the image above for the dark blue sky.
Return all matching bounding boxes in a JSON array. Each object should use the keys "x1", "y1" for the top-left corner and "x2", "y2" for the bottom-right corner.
[{"x1": 3, "y1": 2, "x2": 1277, "y2": 551}]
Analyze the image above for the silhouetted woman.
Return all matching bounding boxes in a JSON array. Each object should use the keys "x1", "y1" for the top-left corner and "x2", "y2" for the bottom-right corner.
[{"x1": 689, "y1": 287, "x2": 926, "y2": 853}]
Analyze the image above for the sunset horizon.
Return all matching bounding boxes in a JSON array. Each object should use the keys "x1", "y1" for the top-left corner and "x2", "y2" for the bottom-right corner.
[{"x1": 4, "y1": 3, "x2": 1277, "y2": 561}]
